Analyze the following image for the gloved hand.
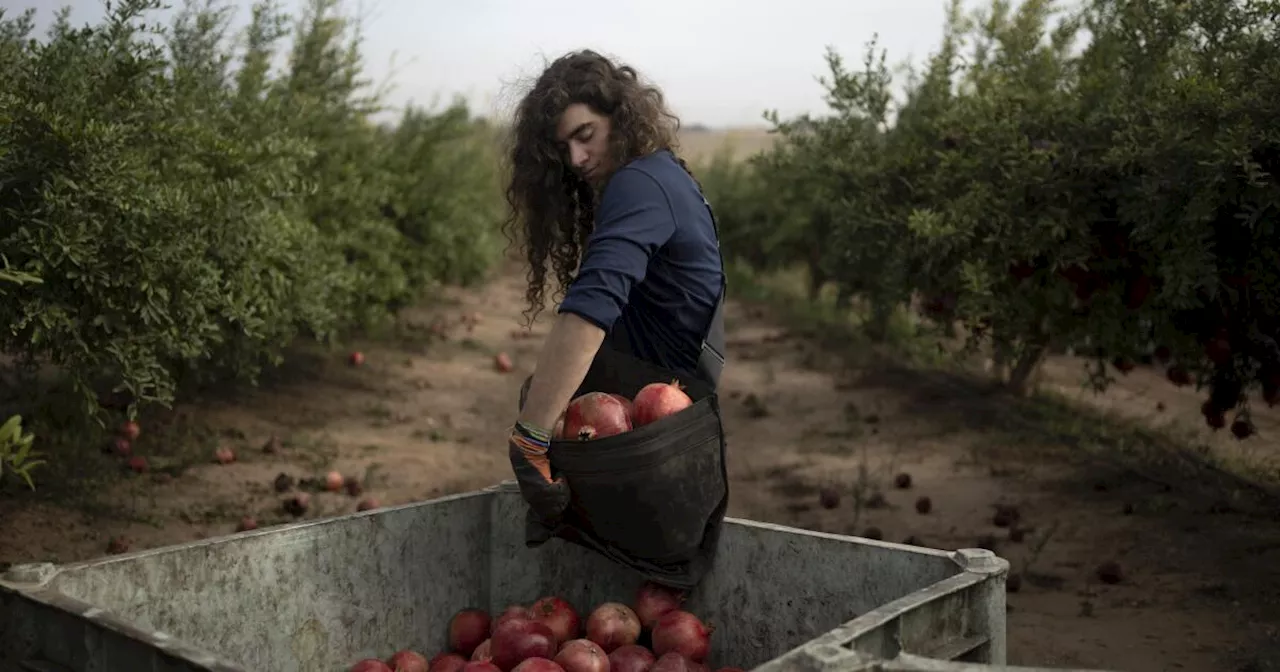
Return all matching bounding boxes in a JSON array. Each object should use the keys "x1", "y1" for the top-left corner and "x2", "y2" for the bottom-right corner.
[
  {"x1": 508, "y1": 436, "x2": 571, "y2": 523},
  {"x1": 512, "y1": 374, "x2": 570, "y2": 522}
]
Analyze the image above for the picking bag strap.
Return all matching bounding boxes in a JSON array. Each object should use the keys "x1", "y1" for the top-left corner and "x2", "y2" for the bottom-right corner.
[{"x1": 694, "y1": 194, "x2": 728, "y2": 388}]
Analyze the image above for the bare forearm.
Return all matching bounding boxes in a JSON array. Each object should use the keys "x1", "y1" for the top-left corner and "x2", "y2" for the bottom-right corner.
[{"x1": 518, "y1": 312, "x2": 606, "y2": 431}]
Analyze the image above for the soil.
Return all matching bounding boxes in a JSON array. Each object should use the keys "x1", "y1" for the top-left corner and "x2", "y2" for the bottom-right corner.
[{"x1": 2, "y1": 263, "x2": 1279, "y2": 672}]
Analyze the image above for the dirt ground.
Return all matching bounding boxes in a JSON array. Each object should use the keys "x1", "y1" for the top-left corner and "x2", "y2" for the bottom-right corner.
[{"x1": 2, "y1": 263, "x2": 1280, "y2": 672}]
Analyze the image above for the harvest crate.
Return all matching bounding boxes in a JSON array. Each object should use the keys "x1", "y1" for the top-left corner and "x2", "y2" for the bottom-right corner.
[{"x1": 1, "y1": 481, "x2": 1025, "y2": 671}]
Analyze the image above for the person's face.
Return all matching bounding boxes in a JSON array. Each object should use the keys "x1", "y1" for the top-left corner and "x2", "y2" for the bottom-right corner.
[{"x1": 556, "y1": 102, "x2": 612, "y2": 187}]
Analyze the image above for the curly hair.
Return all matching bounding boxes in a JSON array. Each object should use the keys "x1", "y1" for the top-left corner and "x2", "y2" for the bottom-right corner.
[{"x1": 502, "y1": 49, "x2": 703, "y2": 326}]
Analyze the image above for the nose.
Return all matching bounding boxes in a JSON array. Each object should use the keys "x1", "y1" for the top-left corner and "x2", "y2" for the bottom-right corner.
[{"x1": 569, "y1": 141, "x2": 589, "y2": 170}]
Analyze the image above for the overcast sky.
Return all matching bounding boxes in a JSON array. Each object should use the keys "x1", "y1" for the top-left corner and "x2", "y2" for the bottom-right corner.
[{"x1": 10, "y1": 0, "x2": 966, "y2": 128}]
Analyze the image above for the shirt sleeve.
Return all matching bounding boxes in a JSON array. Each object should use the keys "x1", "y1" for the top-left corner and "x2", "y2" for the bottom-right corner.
[{"x1": 558, "y1": 167, "x2": 676, "y2": 332}]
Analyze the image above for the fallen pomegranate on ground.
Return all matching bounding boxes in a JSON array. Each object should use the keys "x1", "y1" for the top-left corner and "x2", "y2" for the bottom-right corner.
[
  {"x1": 495, "y1": 352, "x2": 514, "y2": 373},
  {"x1": 214, "y1": 446, "x2": 236, "y2": 464},
  {"x1": 325, "y1": 470, "x2": 345, "y2": 492}
]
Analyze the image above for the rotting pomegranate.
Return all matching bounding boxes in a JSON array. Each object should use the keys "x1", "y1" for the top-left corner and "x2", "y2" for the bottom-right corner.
[
  {"x1": 563, "y1": 392, "x2": 633, "y2": 440},
  {"x1": 651, "y1": 611, "x2": 712, "y2": 662},
  {"x1": 490, "y1": 618, "x2": 557, "y2": 671},
  {"x1": 608, "y1": 644, "x2": 656, "y2": 672},
  {"x1": 449, "y1": 608, "x2": 492, "y2": 657},
  {"x1": 531, "y1": 595, "x2": 581, "y2": 647},
  {"x1": 553, "y1": 639, "x2": 610, "y2": 672},
  {"x1": 631, "y1": 380, "x2": 693, "y2": 427},
  {"x1": 584, "y1": 601, "x2": 642, "y2": 652},
  {"x1": 634, "y1": 582, "x2": 685, "y2": 630},
  {"x1": 428, "y1": 653, "x2": 469, "y2": 672}
]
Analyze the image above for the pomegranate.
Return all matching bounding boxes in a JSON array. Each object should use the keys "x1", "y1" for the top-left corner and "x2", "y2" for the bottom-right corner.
[
  {"x1": 388, "y1": 650, "x2": 429, "y2": 672},
  {"x1": 511, "y1": 659, "x2": 565, "y2": 672},
  {"x1": 119, "y1": 420, "x2": 141, "y2": 441},
  {"x1": 462, "y1": 664, "x2": 502, "y2": 672},
  {"x1": 634, "y1": 582, "x2": 685, "y2": 630},
  {"x1": 235, "y1": 516, "x2": 258, "y2": 532},
  {"x1": 531, "y1": 595, "x2": 581, "y2": 646},
  {"x1": 495, "y1": 605, "x2": 534, "y2": 629},
  {"x1": 608, "y1": 645, "x2": 656, "y2": 672},
  {"x1": 471, "y1": 639, "x2": 493, "y2": 662},
  {"x1": 650, "y1": 653, "x2": 703, "y2": 672},
  {"x1": 429, "y1": 654, "x2": 469, "y2": 672},
  {"x1": 651, "y1": 611, "x2": 712, "y2": 662},
  {"x1": 496, "y1": 353, "x2": 514, "y2": 373},
  {"x1": 449, "y1": 608, "x2": 492, "y2": 657},
  {"x1": 632, "y1": 381, "x2": 693, "y2": 426},
  {"x1": 113, "y1": 437, "x2": 132, "y2": 456},
  {"x1": 490, "y1": 618, "x2": 557, "y2": 671},
  {"x1": 563, "y1": 392, "x2": 633, "y2": 440},
  {"x1": 357, "y1": 497, "x2": 381, "y2": 511},
  {"x1": 554, "y1": 639, "x2": 609, "y2": 672},
  {"x1": 584, "y1": 602, "x2": 641, "y2": 652},
  {"x1": 127, "y1": 456, "x2": 149, "y2": 473},
  {"x1": 214, "y1": 446, "x2": 236, "y2": 464},
  {"x1": 325, "y1": 470, "x2": 345, "y2": 492},
  {"x1": 609, "y1": 393, "x2": 635, "y2": 418},
  {"x1": 350, "y1": 351, "x2": 365, "y2": 366},
  {"x1": 351, "y1": 660, "x2": 393, "y2": 672}
]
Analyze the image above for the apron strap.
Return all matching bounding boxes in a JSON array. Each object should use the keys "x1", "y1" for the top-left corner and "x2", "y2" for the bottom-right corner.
[{"x1": 694, "y1": 194, "x2": 728, "y2": 389}]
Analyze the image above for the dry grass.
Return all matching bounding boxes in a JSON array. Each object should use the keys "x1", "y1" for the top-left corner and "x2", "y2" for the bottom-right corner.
[{"x1": 677, "y1": 126, "x2": 778, "y2": 163}]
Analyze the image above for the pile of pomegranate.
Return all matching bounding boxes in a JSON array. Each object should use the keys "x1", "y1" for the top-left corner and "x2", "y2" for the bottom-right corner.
[
  {"x1": 555, "y1": 381, "x2": 694, "y2": 441},
  {"x1": 349, "y1": 581, "x2": 744, "y2": 672}
]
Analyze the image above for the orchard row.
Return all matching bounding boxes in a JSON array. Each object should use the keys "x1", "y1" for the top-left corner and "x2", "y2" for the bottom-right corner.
[
  {"x1": 697, "y1": 0, "x2": 1280, "y2": 436},
  {"x1": 0, "y1": 0, "x2": 504, "y2": 484}
]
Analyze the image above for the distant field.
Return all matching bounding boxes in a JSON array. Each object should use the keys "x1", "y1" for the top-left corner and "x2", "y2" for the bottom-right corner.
[{"x1": 678, "y1": 126, "x2": 778, "y2": 164}]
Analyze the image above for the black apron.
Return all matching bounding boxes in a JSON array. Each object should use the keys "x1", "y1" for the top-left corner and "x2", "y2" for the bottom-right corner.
[{"x1": 516, "y1": 196, "x2": 728, "y2": 591}]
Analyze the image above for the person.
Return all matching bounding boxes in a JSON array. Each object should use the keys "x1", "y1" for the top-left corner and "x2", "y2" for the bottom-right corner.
[{"x1": 502, "y1": 49, "x2": 729, "y2": 588}]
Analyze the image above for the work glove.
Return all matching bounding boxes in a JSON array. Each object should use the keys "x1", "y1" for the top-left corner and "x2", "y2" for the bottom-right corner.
[
  {"x1": 508, "y1": 438, "x2": 571, "y2": 523},
  {"x1": 511, "y1": 374, "x2": 571, "y2": 522}
]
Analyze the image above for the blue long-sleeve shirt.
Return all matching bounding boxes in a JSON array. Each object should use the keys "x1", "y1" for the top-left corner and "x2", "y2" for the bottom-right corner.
[{"x1": 557, "y1": 150, "x2": 723, "y2": 377}]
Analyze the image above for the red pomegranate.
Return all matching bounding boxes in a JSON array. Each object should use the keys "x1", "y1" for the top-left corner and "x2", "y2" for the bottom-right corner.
[
  {"x1": 608, "y1": 644, "x2": 656, "y2": 672},
  {"x1": 651, "y1": 610, "x2": 712, "y2": 662},
  {"x1": 631, "y1": 381, "x2": 693, "y2": 427},
  {"x1": 609, "y1": 393, "x2": 635, "y2": 418},
  {"x1": 531, "y1": 595, "x2": 581, "y2": 647},
  {"x1": 563, "y1": 392, "x2": 633, "y2": 440}
]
